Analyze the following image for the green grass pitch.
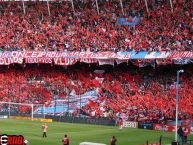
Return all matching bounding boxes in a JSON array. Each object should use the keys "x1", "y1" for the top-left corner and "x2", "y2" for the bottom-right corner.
[{"x1": 0, "y1": 119, "x2": 193, "y2": 145}]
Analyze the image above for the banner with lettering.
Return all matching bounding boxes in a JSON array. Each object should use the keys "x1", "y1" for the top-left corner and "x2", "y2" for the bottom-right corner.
[
  {"x1": 173, "y1": 59, "x2": 193, "y2": 65},
  {"x1": 117, "y1": 16, "x2": 140, "y2": 26},
  {"x1": 0, "y1": 51, "x2": 192, "y2": 66}
]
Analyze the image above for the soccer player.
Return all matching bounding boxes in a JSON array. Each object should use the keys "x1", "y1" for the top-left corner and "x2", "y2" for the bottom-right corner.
[
  {"x1": 118, "y1": 118, "x2": 123, "y2": 130},
  {"x1": 110, "y1": 136, "x2": 117, "y2": 145},
  {"x1": 62, "y1": 134, "x2": 69, "y2": 145},
  {"x1": 42, "y1": 123, "x2": 48, "y2": 138},
  {"x1": 183, "y1": 127, "x2": 189, "y2": 143},
  {"x1": 177, "y1": 126, "x2": 184, "y2": 142}
]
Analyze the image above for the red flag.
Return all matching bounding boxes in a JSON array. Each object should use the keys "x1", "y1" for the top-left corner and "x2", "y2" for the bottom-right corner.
[{"x1": 87, "y1": 99, "x2": 96, "y2": 107}]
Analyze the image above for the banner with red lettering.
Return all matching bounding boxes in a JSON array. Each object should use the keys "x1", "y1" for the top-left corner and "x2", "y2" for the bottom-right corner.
[
  {"x1": 153, "y1": 124, "x2": 175, "y2": 132},
  {"x1": 0, "y1": 51, "x2": 192, "y2": 66},
  {"x1": 53, "y1": 58, "x2": 78, "y2": 66},
  {"x1": 153, "y1": 124, "x2": 190, "y2": 133}
]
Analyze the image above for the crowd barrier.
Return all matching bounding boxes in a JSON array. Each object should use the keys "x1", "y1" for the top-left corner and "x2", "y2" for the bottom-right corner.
[
  {"x1": 153, "y1": 124, "x2": 191, "y2": 133},
  {"x1": 122, "y1": 120, "x2": 193, "y2": 144},
  {"x1": 0, "y1": 115, "x2": 8, "y2": 119},
  {"x1": 45, "y1": 115, "x2": 115, "y2": 126},
  {"x1": 7, "y1": 115, "x2": 193, "y2": 134},
  {"x1": 10, "y1": 116, "x2": 52, "y2": 122},
  {"x1": 138, "y1": 122, "x2": 153, "y2": 130}
]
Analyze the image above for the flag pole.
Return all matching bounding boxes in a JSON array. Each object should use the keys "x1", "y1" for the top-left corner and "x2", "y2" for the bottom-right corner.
[
  {"x1": 120, "y1": 0, "x2": 124, "y2": 15},
  {"x1": 95, "y1": 0, "x2": 99, "y2": 15},
  {"x1": 47, "y1": 0, "x2": 51, "y2": 17},
  {"x1": 175, "y1": 70, "x2": 184, "y2": 142},
  {"x1": 144, "y1": 0, "x2": 149, "y2": 13},
  {"x1": 22, "y1": 0, "x2": 26, "y2": 15},
  {"x1": 71, "y1": 0, "x2": 75, "y2": 12},
  {"x1": 169, "y1": 0, "x2": 174, "y2": 12}
]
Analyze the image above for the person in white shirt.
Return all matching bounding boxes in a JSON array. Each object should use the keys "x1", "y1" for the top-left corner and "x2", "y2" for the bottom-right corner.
[{"x1": 42, "y1": 123, "x2": 48, "y2": 138}]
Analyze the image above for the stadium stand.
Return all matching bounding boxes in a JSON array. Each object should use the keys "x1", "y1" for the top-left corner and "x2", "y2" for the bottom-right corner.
[
  {"x1": 0, "y1": 1, "x2": 192, "y2": 145},
  {"x1": 0, "y1": 64, "x2": 192, "y2": 123},
  {"x1": 0, "y1": 0, "x2": 192, "y2": 131},
  {"x1": 0, "y1": 0, "x2": 192, "y2": 51}
]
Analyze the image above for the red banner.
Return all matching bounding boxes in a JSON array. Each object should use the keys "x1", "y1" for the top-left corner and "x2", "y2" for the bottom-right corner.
[
  {"x1": 153, "y1": 124, "x2": 175, "y2": 132},
  {"x1": 167, "y1": 51, "x2": 193, "y2": 59},
  {"x1": 153, "y1": 124, "x2": 191, "y2": 133}
]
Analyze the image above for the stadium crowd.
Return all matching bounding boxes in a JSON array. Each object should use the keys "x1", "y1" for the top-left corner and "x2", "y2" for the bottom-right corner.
[
  {"x1": 0, "y1": 0, "x2": 192, "y2": 52},
  {"x1": 0, "y1": 64, "x2": 193, "y2": 123}
]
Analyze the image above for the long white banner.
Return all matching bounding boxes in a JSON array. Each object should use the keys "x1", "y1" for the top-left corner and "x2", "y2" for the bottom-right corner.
[{"x1": 0, "y1": 51, "x2": 192, "y2": 66}]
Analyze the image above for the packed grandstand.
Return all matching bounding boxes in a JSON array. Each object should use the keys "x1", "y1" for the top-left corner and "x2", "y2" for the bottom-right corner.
[
  {"x1": 0, "y1": 0, "x2": 192, "y2": 51},
  {"x1": 0, "y1": 63, "x2": 193, "y2": 123},
  {"x1": 0, "y1": 0, "x2": 192, "y2": 125}
]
